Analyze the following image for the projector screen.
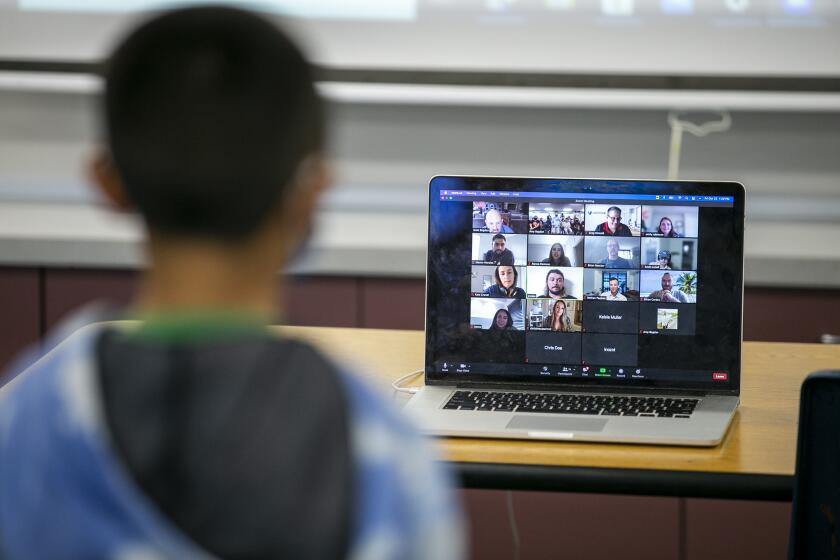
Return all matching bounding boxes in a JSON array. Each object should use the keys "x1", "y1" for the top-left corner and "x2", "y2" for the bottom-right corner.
[{"x1": 0, "y1": 0, "x2": 839, "y2": 78}]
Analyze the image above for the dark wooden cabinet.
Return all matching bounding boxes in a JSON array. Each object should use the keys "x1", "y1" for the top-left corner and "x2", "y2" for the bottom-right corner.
[
  {"x1": 361, "y1": 278, "x2": 426, "y2": 329},
  {"x1": 744, "y1": 287, "x2": 840, "y2": 343},
  {"x1": 462, "y1": 491, "x2": 791, "y2": 560},
  {"x1": 0, "y1": 268, "x2": 40, "y2": 374},
  {"x1": 282, "y1": 276, "x2": 361, "y2": 327},
  {"x1": 509, "y1": 492, "x2": 679, "y2": 560},
  {"x1": 280, "y1": 276, "x2": 426, "y2": 330},
  {"x1": 685, "y1": 498, "x2": 791, "y2": 560},
  {"x1": 43, "y1": 269, "x2": 138, "y2": 331}
]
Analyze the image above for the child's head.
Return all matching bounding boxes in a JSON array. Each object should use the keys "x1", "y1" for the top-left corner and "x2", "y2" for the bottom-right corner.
[{"x1": 94, "y1": 6, "x2": 325, "y2": 243}]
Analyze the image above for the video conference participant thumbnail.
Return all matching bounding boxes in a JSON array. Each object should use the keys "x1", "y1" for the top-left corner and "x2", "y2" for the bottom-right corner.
[
  {"x1": 526, "y1": 330, "x2": 582, "y2": 365},
  {"x1": 470, "y1": 265, "x2": 527, "y2": 298},
  {"x1": 586, "y1": 204, "x2": 641, "y2": 237},
  {"x1": 467, "y1": 297, "x2": 526, "y2": 363},
  {"x1": 472, "y1": 232, "x2": 527, "y2": 266},
  {"x1": 639, "y1": 302, "x2": 697, "y2": 336},
  {"x1": 583, "y1": 269, "x2": 640, "y2": 301},
  {"x1": 527, "y1": 299, "x2": 582, "y2": 332},
  {"x1": 640, "y1": 237, "x2": 698, "y2": 270},
  {"x1": 640, "y1": 270, "x2": 697, "y2": 303},
  {"x1": 583, "y1": 236, "x2": 641, "y2": 269},
  {"x1": 470, "y1": 297, "x2": 525, "y2": 331},
  {"x1": 581, "y1": 299, "x2": 640, "y2": 334},
  {"x1": 528, "y1": 202, "x2": 585, "y2": 235},
  {"x1": 473, "y1": 201, "x2": 529, "y2": 234},
  {"x1": 641, "y1": 205, "x2": 699, "y2": 238},
  {"x1": 527, "y1": 235, "x2": 584, "y2": 266},
  {"x1": 525, "y1": 266, "x2": 583, "y2": 300},
  {"x1": 582, "y1": 334, "x2": 638, "y2": 367}
]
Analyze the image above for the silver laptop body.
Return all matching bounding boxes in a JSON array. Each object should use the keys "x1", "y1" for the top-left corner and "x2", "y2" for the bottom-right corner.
[
  {"x1": 404, "y1": 176, "x2": 744, "y2": 447},
  {"x1": 405, "y1": 385, "x2": 738, "y2": 446}
]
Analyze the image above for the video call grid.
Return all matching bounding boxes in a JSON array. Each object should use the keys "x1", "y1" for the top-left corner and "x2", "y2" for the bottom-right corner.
[{"x1": 468, "y1": 199, "x2": 701, "y2": 364}]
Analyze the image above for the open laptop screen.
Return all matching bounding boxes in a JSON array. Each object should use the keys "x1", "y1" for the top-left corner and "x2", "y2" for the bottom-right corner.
[{"x1": 425, "y1": 176, "x2": 745, "y2": 393}]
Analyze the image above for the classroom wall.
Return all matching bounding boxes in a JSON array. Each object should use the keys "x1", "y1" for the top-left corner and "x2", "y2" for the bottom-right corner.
[{"x1": 1, "y1": 88, "x2": 840, "y2": 222}]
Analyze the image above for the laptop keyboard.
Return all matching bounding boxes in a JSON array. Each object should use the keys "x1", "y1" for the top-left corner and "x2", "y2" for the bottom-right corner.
[{"x1": 443, "y1": 390, "x2": 699, "y2": 418}]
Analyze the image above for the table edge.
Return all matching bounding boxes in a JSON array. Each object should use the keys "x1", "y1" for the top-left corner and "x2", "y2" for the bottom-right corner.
[{"x1": 451, "y1": 462, "x2": 792, "y2": 501}]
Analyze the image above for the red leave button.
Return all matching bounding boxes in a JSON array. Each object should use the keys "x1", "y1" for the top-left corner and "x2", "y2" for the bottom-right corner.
[{"x1": 712, "y1": 372, "x2": 729, "y2": 381}]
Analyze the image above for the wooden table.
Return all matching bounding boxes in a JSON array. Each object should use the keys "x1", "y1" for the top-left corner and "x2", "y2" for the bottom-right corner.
[{"x1": 277, "y1": 326, "x2": 840, "y2": 501}]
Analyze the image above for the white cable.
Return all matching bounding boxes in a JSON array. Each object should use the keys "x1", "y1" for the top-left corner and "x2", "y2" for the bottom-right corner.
[
  {"x1": 668, "y1": 121, "x2": 684, "y2": 182},
  {"x1": 667, "y1": 110, "x2": 732, "y2": 180},
  {"x1": 391, "y1": 369, "x2": 424, "y2": 395},
  {"x1": 506, "y1": 491, "x2": 521, "y2": 560}
]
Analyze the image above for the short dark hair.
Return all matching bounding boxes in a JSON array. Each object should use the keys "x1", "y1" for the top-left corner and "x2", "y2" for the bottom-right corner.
[
  {"x1": 545, "y1": 268, "x2": 564, "y2": 282},
  {"x1": 492, "y1": 234, "x2": 506, "y2": 242},
  {"x1": 103, "y1": 7, "x2": 324, "y2": 240},
  {"x1": 607, "y1": 206, "x2": 622, "y2": 215}
]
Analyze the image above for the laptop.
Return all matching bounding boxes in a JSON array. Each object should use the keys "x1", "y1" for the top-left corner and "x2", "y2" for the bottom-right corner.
[{"x1": 403, "y1": 176, "x2": 744, "y2": 446}]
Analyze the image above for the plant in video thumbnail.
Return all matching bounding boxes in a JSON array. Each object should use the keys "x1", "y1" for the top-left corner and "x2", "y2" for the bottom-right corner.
[{"x1": 674, "y1": 272, "x2": 697, "y2": 295}]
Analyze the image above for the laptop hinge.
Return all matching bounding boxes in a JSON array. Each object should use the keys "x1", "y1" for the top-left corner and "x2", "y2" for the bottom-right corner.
[{"x1": 449, "y1": 382, "x2": 715, "y2": 397}]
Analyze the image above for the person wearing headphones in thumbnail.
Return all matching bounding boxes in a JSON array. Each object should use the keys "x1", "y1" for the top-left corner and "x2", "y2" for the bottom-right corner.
[
  {"x1": 648, "y1": 250, "x2": 672, "y2": 269},
  {"x1": 656, "y1": 217, "x2": 681, "y2": 237},
  {"x1": 541, "y1": 299, "x2": 573, "y2": 332},
  {"x1": 599, "y1": 239, "x2": 632, "y2": 268},
  {"x1": 603, "y1": 277, "x2": 627, "y2": 301},
  {"x1": 484, "y1": 265, "x2": 526, "y2": 298},
  {"x1": 648, "y1": 272, "x2": 689, "y2": 303},
  {"x1": 593, "y1": 206, "x2": 632, "y2": 236},
  {"x1": 484, "y1": 209, "x2": 513, "y2": 233},
  {"x1": 543, "y1": 269, "x2": 576, "y2": 300},
  {"x1": 483, "y1": 234, "x2": 514, "y2": 265},
  {"x1": 542, "y1": 243, "x2": 572, "y2": 267},
  {"x1": 489, "y1": 308, "x2": 515, "y2": 331}
]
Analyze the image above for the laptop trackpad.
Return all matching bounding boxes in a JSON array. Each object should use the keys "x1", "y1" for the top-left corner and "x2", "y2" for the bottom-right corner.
[{"x1": 506, "y1": 416, "x2": 608, "y2": 432}]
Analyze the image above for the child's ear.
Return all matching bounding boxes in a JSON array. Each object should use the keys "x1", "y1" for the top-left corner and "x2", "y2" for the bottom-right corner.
[
  {"x1": 294, "y1": 154, "x2": 332, "y2": 210},
  {"x1": 88, "y1": 150, "x2": 133, "y2": 212},
  {"x1": 262, "y1": 154, "x2": 331, "y2": 266},
  {"x1": 281, "y1": 154, "x2": 332, "y2": 232}
]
